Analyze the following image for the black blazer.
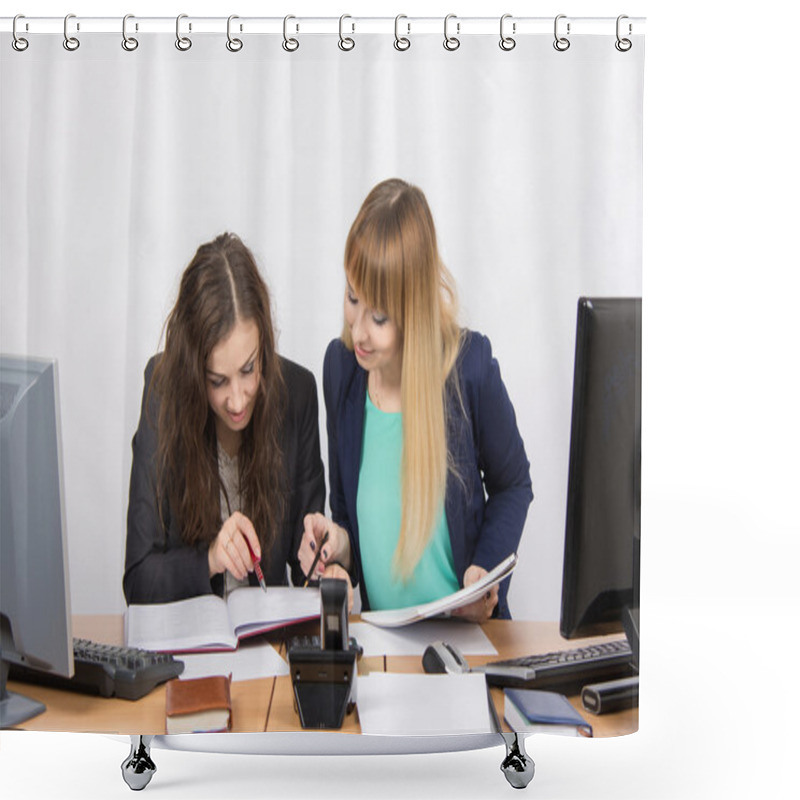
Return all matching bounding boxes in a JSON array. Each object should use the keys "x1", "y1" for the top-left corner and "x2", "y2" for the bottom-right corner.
[
  {"x1": 123, "y1": 355, "x2": 325, "y2": 604},
  {"x1": 324, "y1": 331, "x2": 533, "y2": 619}
]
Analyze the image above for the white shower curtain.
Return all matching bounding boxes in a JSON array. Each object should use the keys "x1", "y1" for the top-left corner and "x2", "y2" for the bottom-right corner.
[{"x1": 1, "y1": 24, "x2": 643, "y2": 619}]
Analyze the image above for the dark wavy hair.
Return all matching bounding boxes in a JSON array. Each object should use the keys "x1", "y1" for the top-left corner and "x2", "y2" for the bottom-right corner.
[{"x1": 150, "y1": 233, "x2": 286, "y2": 561}]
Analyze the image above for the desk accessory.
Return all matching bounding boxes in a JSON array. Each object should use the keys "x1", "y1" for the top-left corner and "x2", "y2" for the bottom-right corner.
[
  {"x1": 165, "y1": 674, "x2": 232, "y2": 734},
  {"x1": 581, "y1": 675, "x2": 639, "y2": 715},
  {"x1": 303, "y1": 530, "x2": 330, "y2": 587},
  {"x1": 244, "y1": 539, "x2": 267, "y2": 593},
  {"x1": 474, "y1": 637, "x2": 634, "y2": 693},
  {"x1": 288, "y1": 578, "x2": 358, "y2": 729},
  {"x1": 8, "y1": 638, "x2": 184, "y2": 700},
  {"x1": 422, "y1": 641, "x2": 471, "y2": 674},
  {"x1": 504, "y1": 688, "x2": 593, "y2": 737}
]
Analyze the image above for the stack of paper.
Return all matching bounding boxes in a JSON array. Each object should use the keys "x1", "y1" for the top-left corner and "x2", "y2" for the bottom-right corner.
[{"x1": 356, "y1": 673, "x2": 493, "y2": 736}]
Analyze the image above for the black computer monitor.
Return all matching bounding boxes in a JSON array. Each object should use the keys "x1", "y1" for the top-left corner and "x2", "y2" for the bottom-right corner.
[
  {"x1": 1, "y1": 355, "x2": 73, "y2": 727},
  {"x1": 559, "y1": 298, "x2": 641, "y2": 640}
]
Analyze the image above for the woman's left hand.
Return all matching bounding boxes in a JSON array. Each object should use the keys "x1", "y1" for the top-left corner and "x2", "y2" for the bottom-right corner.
[{"x1": 450, "y1": 565, "x2": 498, "y2": 623}]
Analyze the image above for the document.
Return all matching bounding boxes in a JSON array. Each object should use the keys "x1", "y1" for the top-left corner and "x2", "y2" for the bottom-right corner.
[
  {"x1": 124, "y1": 586, "x2": 320, "y2": 652},
  {"x1": 356, "y1": 673, "x2": 493, "y2": 736},
  {"x1": 349, "y1": 620, "x2": 497, "y2": 657},
  {"x1": 177, "y1": 642, "x2": 289, "y2": 682},
  {"x1": 360, "y1": 553, "x2": 517, "y2": 628}
]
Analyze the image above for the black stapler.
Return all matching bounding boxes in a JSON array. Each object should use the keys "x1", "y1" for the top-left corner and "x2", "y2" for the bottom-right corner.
[{"x1": 288, "y1": 578, "x2": 359, "y2": 729}]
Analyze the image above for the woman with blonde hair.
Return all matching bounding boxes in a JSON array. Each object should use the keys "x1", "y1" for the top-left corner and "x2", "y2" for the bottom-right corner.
[
  {"x1": 124, "y1": 233, "x2": 325, "y2": 604},
  {"x1": 298, "y1": 179, "x2": 532, "y2": 621}
]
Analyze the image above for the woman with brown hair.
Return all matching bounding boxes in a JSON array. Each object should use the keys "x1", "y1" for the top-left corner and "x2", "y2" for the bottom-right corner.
[
  {"x1": 124, "y1": 233, "x2": 325, "y2": 604},
  {"x1": 297, "y1": 179, "x2": 532, "y2": 622}
]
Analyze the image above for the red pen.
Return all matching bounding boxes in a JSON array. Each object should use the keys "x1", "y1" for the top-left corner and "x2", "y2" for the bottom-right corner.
[{"x1": 245, "y1": 539, "x2": 267, "y2": 593}]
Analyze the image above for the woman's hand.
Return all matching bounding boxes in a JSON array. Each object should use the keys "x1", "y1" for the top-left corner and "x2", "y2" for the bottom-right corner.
[
  {"x1": 208, "y1": 511, "x2": 261, "y2": 581},
  {"x1": 297, "y1": 513, "x2": 352, "y2": 581},
  {"x1": 450, "y1": 565, "x2": 499, "y2": 623}
]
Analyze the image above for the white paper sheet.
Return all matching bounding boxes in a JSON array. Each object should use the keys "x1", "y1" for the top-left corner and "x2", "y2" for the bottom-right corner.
[
  {"x1": 176, "y1": 642, "x2": 289, "y2": 682},
  {"x1": 356, "y1": 673, "x2": 492, "y2": 736},
  {"x1": 349, "y1": 620, "x2": 497, "y2": 657}
]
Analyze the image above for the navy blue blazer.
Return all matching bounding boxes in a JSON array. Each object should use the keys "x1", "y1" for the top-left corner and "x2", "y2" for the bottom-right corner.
[{"x1": 323, "y1": 330, "x2": 533, "y2": 619}]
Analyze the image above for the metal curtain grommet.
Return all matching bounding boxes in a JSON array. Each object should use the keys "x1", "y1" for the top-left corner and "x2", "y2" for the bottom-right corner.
[
  {"x1": 63, "y1": 13, "x2": 80, "y2": 51},
  {"x1": 226, "y1": 15, "x2": 243, "y2": 52},
  {"x1": 553, "y1": 14, "x2": 570, "y2": 52},
  {"x1": 394, "y1": 15, "x2": 410, "y2": 51},
  {"x1": 175, "y1": 14, "x2": 192, "y2": 51},
  {"x1": 338, "y1": 14, "x2": 355, "y2": 51},
  {"x1": 12, "y1": 15, "x2": 29, "y2": 51},
  {"x1": 122, "y1": 14, "x2": 138, "y2": 51},
  {"x1": 615, "y1": 15, "x2": 632, "y2": 52},
  {"x1": 499, "y1": 14, "x2": 516, "y2": 51},
  {"x1": 283, "y1": 15, "x2": 299, "y2": 52},
  {"x1": 443, "y1": 14, "x2": 460, "y2": 51}
]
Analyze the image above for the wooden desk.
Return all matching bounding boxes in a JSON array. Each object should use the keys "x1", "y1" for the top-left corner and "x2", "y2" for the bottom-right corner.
[{"x1": 9, "y1": 616, "x2": 637, "y2": 738}]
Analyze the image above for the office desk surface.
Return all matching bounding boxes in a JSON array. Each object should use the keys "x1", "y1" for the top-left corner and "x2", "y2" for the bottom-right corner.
[{"x1": 9, "y1": 616, "x2": 637, "y2": 738}]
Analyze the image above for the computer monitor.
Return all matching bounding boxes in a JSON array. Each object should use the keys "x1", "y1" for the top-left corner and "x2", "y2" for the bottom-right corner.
[
  {"x1": 1, "y1": 355, "x2": 73, "y2": 727},
  {"x1": 559, "y1": 298, "x2": 642, "y2": 640}
]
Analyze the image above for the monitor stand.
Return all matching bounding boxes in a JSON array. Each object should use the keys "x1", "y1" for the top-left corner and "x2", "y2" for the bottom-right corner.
[{"x1": 1, "y1": 660, "x2": 46, "y2": 727}]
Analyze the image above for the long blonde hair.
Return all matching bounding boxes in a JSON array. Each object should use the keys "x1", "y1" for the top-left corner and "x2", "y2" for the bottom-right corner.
[{"x1": 343, "y1": 179, "x2": 462, "y2": 580}]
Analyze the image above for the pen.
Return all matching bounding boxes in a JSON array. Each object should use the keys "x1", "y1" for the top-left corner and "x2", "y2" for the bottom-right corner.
[
  {"x1": 245, "y1": 539, "x2": 268, "y2": 593},
  {"x1": 304, "y1": 530, "x2": 329, "y2": 588}
]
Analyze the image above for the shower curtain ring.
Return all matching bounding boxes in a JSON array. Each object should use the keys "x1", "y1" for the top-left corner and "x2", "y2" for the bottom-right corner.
[
  {"x1": 615, "y1": 15, "x2": 633, "y2": 52},
  {"x1": 122, "y1": 15, "x2": 139, "y2": 51},
  {"x1": 443, "y1": 14, "x2": 460, "y2": 51},
  {"x1": 63, "y1": 13, "x2": 80, "y2": 51},
  {"x1": 226, "y1": 15, "x2": 243, "y2": 52},
  {"x1": 499, "y1": 14, "x2": 516, "y2": 51},
  {"x1": 175, "y1": 14, "x2": 192, "y2": 51},
  {"x1": 12, "y1": 15, "x2": 29, "y2": 51},
  {"x1": 553, "y1": 14, "x2": 570, "y2": 52},
  {"x1": 338, "y1": 15, "x2": 355, "y2": 51},
  {"x1": 394, "y1": 15, "x2": 410, "y2": 51},
  {"x1": 283, "y1": 15, "x2": 299, "y2": 52}
]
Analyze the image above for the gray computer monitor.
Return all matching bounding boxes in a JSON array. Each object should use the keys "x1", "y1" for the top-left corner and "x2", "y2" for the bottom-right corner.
[
  {"x1": 559, "y1": 298, "x2": 642, "y2": 640},
  {"x1": 1, "y1": 355, "x2": 73, "y2": 727}
]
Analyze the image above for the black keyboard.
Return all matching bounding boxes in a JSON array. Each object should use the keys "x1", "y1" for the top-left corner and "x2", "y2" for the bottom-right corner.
[
  {"x1": 473, "y1": 638, "x2": 635, "y2": 693},
  {"x1": 8, "y1": 638, "x2": 184, "y2": 700}
]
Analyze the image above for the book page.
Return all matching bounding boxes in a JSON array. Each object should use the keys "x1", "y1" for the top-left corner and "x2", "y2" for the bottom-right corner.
[
  {"x1": 226, "y1": 586, "x2": 320, "y2": 638},
  {"x1": 124, "y1": 594, "x2": 236, "y2": 652},
  {"x1": 360, "y1": 553, "x2": 518, "y2": 628}
]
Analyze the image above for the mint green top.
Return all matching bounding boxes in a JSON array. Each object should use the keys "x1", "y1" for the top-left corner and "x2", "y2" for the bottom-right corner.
[{"x1": 356, "y1": 393, "x2": 459, "y2": 610}]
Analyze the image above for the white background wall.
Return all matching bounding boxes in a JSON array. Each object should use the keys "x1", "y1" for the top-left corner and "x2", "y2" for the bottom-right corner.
[{"x1": 2, "y1": 1, "x2": 799, "y2": 799}]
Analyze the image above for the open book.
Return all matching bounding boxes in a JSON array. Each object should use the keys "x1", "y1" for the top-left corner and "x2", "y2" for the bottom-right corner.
[
  {"x1": 360, "y1": 553, "x2": 518, "y2": 628},
  {"x1": 124, "y1": 586, "x2": 320, "y2": 653}
]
